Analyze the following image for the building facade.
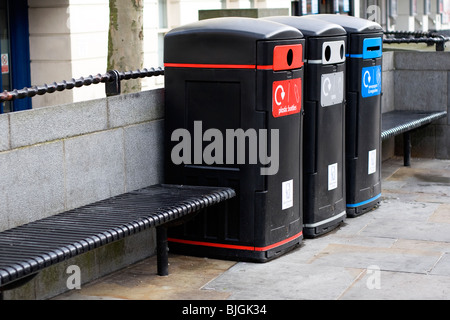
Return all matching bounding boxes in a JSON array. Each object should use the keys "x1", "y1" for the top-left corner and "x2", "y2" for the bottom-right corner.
[{"x1": 1, "y1": 0, "x2": 450, "y2": 111}]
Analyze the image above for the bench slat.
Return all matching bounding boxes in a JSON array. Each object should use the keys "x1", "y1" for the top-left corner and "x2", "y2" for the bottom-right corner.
[
  {"x1": 381, "y1": 110, "x2": 447, "y2": 141},
  {"x1": 0, "y1": 184, "x2": 235, "y2": 289}
]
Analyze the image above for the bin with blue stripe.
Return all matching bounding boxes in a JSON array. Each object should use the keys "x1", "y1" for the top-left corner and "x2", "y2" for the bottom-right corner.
[{"x1": 313, "y1": 14, "x2": 383, "y2": 217}]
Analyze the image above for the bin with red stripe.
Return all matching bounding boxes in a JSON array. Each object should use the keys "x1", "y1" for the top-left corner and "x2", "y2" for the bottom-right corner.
[{"x1": 164, "y1": 17, "x2": 305, "y2": 262}]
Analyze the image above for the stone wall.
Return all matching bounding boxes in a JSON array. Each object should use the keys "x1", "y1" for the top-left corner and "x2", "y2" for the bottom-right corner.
[
  {"x1": 381, "y1": 51, "x2": 396, "y2": 161},
  {"x1": 385, "y1": 51, "x2": 450, "y2": 160},
  {"x1": 1, "y1": 88, "x2": 164, "y2": 299}
]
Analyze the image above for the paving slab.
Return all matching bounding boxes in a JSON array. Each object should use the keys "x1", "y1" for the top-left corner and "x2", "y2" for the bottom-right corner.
[
  {"x1": 341, "y1": 271, "x2": 450, "y2": 300},
  {"x1": 203, "y1": 261, "x2": 363, "y2": 300},
  {"x1": 54, "y1": 255, "x2": 235, "y2": 300}
]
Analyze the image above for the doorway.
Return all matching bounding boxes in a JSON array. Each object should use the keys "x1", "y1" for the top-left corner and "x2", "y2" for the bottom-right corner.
[{"x1": 0, "y1": 0, "x2": 31, "y2": 113}]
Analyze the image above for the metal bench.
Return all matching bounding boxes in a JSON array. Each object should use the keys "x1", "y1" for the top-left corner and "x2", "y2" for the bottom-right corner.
[
  {"x1": 0, "y1": 184, "x2": 235, "y2": 299},
  {"x1": 381, "y1": 110, "x2": 448, "y2": 166}
]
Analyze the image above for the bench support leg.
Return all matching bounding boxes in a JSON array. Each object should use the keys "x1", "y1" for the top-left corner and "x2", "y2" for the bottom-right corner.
[
  {"x1": 403, "y1": 131, "x2": 411, "y2": 167},
  {"x1": 156, "y1": 226, "x2": 169, "y2": 276}
]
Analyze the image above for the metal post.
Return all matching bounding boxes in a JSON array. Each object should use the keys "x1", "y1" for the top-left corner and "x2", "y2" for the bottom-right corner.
[
  {"x1": 105, "y1": 70, "x2": 121, "y2": 96},
  {"x1": 436, "y1": 36, "x2": 445, "y2": 51},
  {"x1": 403, "y1": 131, "x2": 411, "y2": 166},
  {"x1": 156, "y1": 226, "x2": 169, "y2": 276}
]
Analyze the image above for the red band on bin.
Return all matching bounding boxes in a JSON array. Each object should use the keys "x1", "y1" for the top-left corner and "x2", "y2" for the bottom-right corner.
[
  {"x1": 164, "y1": 63, "x2": 274, "y2": 70},
  {"x1": 168, "y1": 231, "x2": 302, "y2": 252}
]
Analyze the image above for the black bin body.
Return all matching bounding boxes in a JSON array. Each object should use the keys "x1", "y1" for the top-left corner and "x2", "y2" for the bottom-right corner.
[
  {"x1": 313, "y1": 14, "x2": 383, "y2": 217},
  {"x1": 264, "y1": 16, "x2": 347, "y2": 238},
  {"x1": 164, "y1": 18, "x2": 305, "y2": 262}
]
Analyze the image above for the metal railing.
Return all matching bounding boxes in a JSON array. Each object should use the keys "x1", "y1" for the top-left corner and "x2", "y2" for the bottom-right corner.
[
  {"x1": 383, "y1": 31, "x2": 450, "y2": 51},
  {"x1": 0, "y1": 67, "x2": 164, "y2": 104},
  {"x1": 1, "y1": 31, "x2": 449, "y2": 105}
]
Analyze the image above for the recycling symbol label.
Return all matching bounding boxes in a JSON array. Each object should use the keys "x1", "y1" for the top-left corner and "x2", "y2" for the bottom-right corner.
[
  {"x1": 321, "y1": 71, "x2": 344, "y2": 107},
  {"x1": 361, "y1": 65, "x2": 382, "y2": 98},
  {"x1": 272, "y1": 78, "x2": 302, "y2": 118}
]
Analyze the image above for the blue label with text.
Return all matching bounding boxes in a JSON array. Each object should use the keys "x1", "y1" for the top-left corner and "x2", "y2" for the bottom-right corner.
[{"x1": 361, "y1": 65, "x2": 382, "y2": 98}]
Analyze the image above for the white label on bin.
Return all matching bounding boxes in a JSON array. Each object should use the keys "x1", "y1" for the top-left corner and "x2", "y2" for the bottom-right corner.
[
  {"x1": 368, "y1": 149, "x2": 377, "y2": 175},
  {"x1": 282, "y1": 179, "x2": 294, "y2": 210},
  {"x1": 321, "y1": 72, "x2": 344, "y2": 107},
  {"x1": 328, "y1": 163, "x2": 338, "y2": 191}
]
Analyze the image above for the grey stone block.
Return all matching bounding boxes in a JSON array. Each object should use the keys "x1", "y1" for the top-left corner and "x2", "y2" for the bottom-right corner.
[
  {"x1": 123, "y1": 120, "x2": 164, "y2": 192},
  {"x1": 382, "y1": 51, "x2": 394, "y2": 71},
  {"x1": 382, "y1": 138, "x2": 395, "y2": 161},
  {"x1": 9, "y1": 98, "x2": 108, "y2": 149},
  {"x1": 381, "y1": 70, "x2": 395, "y2": 112},
  {"x1": 64, "y1": 129, "x2": 126, "y2": 210},
  {"x1": 395, "y1": 125, "x2": 437, "y2": 158},
  {"x1": 448, "y1": 71, "x2": 450, "y2": 125},
  {"x1": 395, "y1": 51, "x2": 450, "y2": 70},
  {"x1": 0, "y1": 141, "x2": 65, "y2": 231},
  {"x1": 394, "y1": 70, "x2": 447, "y2": 111},
  {"x1": 436, "y1": 124, "x2": 450, "y2": 159},
  {"x1": 0, "y1": 114, "x2": 9, "y2": 151},
  {"x1": 108, "y1": 89, "x2": 164, "y2": 129},
  {"x1": 199, "y1": 8, "x2": 289, "y2": 20}
]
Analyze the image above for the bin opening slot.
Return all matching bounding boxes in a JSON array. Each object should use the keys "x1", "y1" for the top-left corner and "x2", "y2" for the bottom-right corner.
[{"x1": 366, "y1": 45, "x2": 380, "y2": 52}]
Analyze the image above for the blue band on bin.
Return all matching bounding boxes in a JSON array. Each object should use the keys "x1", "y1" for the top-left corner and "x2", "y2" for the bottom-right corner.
[
  {"x1": 346, "y1": 53, "x2": 363, "y2": 58},
  {"x1": 362, "y1": 37, "x2": 382, "y2": 59},
  {"x1": 346, "y1": 193, "x2": 381, "y2": 208}
]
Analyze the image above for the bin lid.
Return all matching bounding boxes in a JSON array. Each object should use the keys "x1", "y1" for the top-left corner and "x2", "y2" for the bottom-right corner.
[
  {"x1": 263, "y1": 16, "x2": 346, "y2": 38},
  {"x1": 164, "y1": 17, "x2": 303, "y2": 66},
  {"x1": 311, "y1": 14, "x2": 383, "y2": 34}
]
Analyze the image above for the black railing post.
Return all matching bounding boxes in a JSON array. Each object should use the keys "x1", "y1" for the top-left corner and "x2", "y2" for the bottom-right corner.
[{"x1": 105, "y1": 70, "x2": 121, "y2": 97}]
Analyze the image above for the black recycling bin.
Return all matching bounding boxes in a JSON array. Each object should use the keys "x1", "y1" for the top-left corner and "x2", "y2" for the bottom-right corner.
[
  {"x1": 313, "y1": 14, "x2": 383, "y2": 217},
  {"x1": 164, "y1": 17, "x2": 305, "y2": 262},
  {"x1": 264, "y1": 16, "x2": 347, "y2": 238}
]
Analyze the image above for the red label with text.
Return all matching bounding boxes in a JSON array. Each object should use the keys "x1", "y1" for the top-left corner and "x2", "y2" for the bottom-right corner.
[{"x1": 272, "y1": 78, "x2": 302, "y2": 118}]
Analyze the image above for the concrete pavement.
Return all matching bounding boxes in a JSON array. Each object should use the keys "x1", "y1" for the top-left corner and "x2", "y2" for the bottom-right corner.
[{"x1": 54, "y1": 157, "x2": 450, "y2": 300}]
